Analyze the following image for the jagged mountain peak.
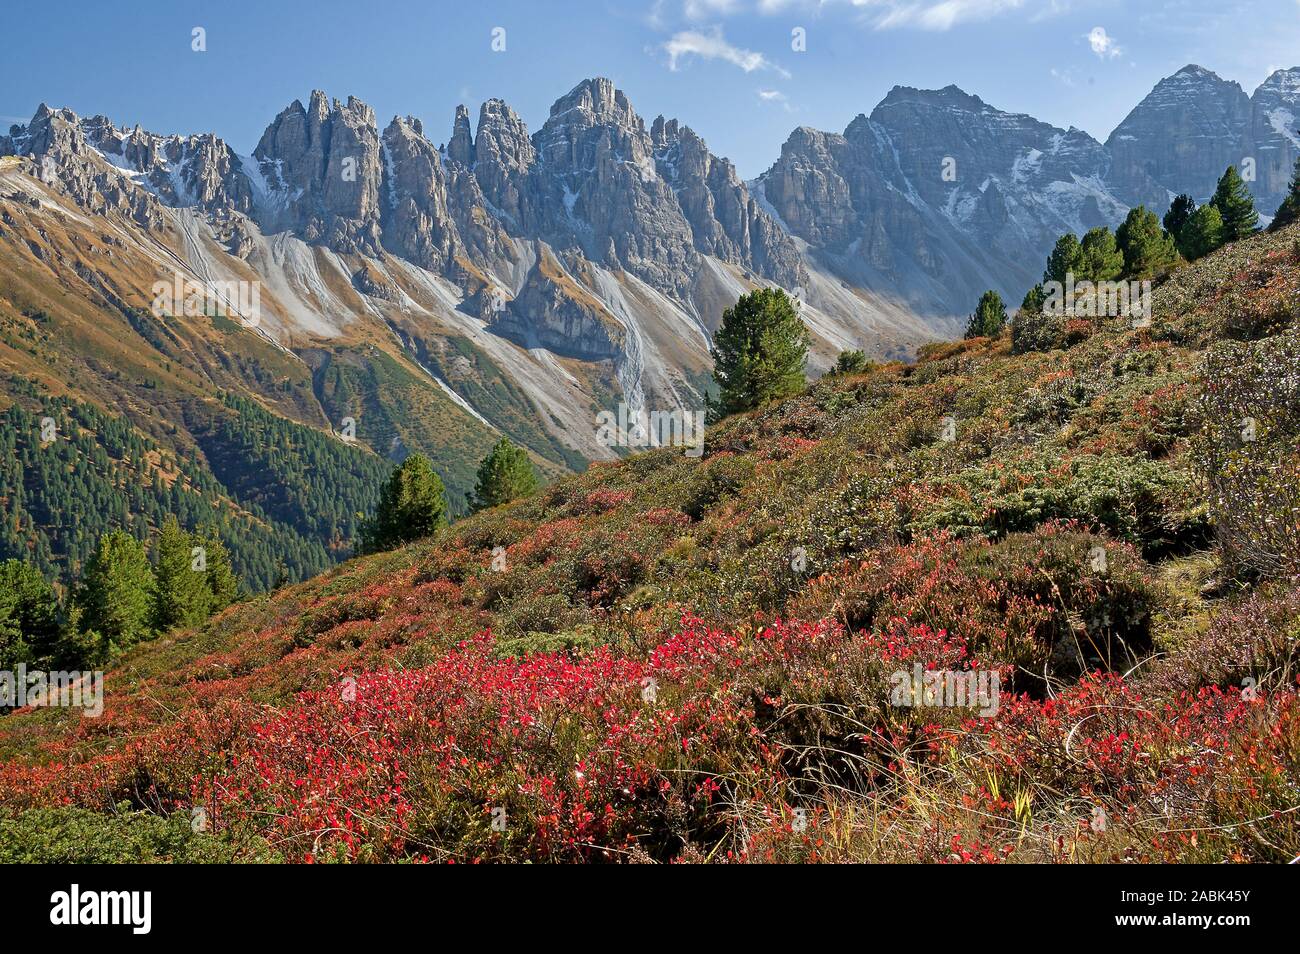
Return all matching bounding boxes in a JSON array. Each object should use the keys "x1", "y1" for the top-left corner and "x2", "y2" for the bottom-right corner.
[
  {"x1": 474, "y1": 98, "x2": 535, "y2": 181},
  {"x1": 761, "y1": 77, "x2": 1133, "y2": 320},
  {"x1": 843, "y1": 113, "x2": 872, "y2": 139},
  {"x1": 649, "y1": 114, "x2": 689, "y2": 147},
  {"x1": 779, "y1": 124, "x2": 839, "y2": 151},
  {"x1": 1155, "y1": 64, "x2": 1245, "y2": 97},
  {"x1": 479, "y1": 97, "x2": 528, "y2": 128},
  {"x1": 446, "y1": 104, "x2": 473, "y2": 164},
  {"x1": 875, "y1": 83, "x2": 989, "y2": 114},
  {"x1": 386, "y1": 114, "x2": 424, "y2": 138},
  {"x1": 545, "y1": 77, "x2": 641, "y2": 132},
  {"x1": 1106, "y1": 63, "x2": 1253, "y2": 208},
  {"x1": 1257, "y1": 66, "x2": 1300, "y2": 94},
  {"x1": 19, "y1": 103, "x2": 83, "y2": 142},
  {"x1": 260, "y1": 90, "x2": 376, "y2": 132}
]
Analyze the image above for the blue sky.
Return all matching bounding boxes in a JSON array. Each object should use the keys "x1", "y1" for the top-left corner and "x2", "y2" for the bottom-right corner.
[{"x1": 5, "y1": 0, "x2": 1299, "y2": 178}]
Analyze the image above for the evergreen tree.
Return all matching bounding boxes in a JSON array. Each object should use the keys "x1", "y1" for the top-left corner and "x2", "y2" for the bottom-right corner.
[
  {"x1": 361, "y1": 455, "x2": 449, "y2": 553},
  {"x1": 964, "y1": 290, "x2": 1008, "y2": 339},
  {"x1": 470, "y1": 438, "x2": 540, "y2": 513},
  {"x1": 1210, "y1": 165, "x2": 1259, "y2": 241},
  {"x1": 151, "y1": 516, "x2": 211, "y2": 631},
  {"x1": 1269, "y1": 156, "x2": 1300, "y2": 232},
  {"x1": 831, "y1": 349, "x2": 870, "y2": 375},
  {"x1": 1116, "y1": 205, "x2": 1180, "y2": 278},
  {"x1": 73, "y1": 530, "x2": 154, "y2": 662},
  {"x1": 0, "y1": 559, "x2": 60, "y2": 668},
  {"x1": 709, "y1": 288, "x2": 810, "y2": 418},
  {"x1": 194, "y1": 524, "x2": 240, "y2": 613},
  {"x1": 1077, "y1": 227, "x2": 1124, "y2": 282},
  {"x1": 1019, "y1": 284, "x2": 1047, "y2": 315},
  {"x1": 1163, "y1": 194, "x2": 1197, "y2": 253},
  {"x1": 1181, "y1": 204, "x2": 1225, "y2": 260},
  {"x1": 1043, "y1": 233, "x2": 1083, "y2": 286}
]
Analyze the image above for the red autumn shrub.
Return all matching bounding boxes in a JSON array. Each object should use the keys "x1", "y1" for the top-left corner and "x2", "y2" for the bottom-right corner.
[
  {"x1": 790, "y1": 525, "x2": 1161, "y2": 687},
  {"x1": 927, "y1": 674, "x2": 1300, "y2": 862},
  {"x1": 197, "y1": 615, "x2": 992, "y2": 862}
]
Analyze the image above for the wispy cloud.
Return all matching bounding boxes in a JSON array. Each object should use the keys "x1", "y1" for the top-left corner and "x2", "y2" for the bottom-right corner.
[
  {"x1": 684, "y1": 0, "x2": 744, "y2": 20},
  {"x1": 1087, "y1": 25, "x2": 1122, "y2": 58},
  {"x1": 757, "y1": 87, "x2": 795, "y2": 110},
  {"x1": 873, "y1": 1, "x2": 1029, "y2": 32},
  {"x1": 659, "y1": 0, "x2": 1074, "y2": 32},
  {"x1": 663, "y1": 27, "x2": 791, "y2": 76}
]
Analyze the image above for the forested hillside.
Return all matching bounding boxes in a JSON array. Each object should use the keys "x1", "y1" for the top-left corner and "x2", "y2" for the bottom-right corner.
[{"x1": 0, "y1": 381, "x2": 388, "y2": 591}]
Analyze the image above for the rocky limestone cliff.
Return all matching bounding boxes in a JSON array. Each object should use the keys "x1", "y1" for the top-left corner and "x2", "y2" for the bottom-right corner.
[
  {"x1": 1249, "y1": 68, "x2": 1300, "y2": 218},
  {"x1": 252, "y1": 91, "x2": 384, "y2": 255},
  {"x1": 759, "y1": 85, "x2": 1136, "y2": 315},
  {"x1": 1106, "y1": 65, "x2": 1252, "y2": 208},
  {"x1": 2, "y1": 105, "x2": 164, "y2": 228}
]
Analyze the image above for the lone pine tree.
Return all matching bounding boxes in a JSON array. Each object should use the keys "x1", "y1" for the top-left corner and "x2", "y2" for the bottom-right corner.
[
  {"x1": 1163, "y1": 193, "x2": 1197, "y2": 250},
  {"x1": 1116, "y1": 206, "x2": 1180, "y2": 278},
  {"x1": 73, "y1": 530, "x2": 154, "y2": 663},
  {"x1": 470, "y1": 438, "x2": 540, "y2": 513},
  {"x1": 710, "y1": 288, "x2": 810, "y2": 419},
  {"x1": 1211, "y1": 165, "x2": 1259, "y2": 242},
  {"x1": 152, "y1": 516, "x2": 212, "y2": 632},
  {"x1": 1181, "y1": 204, "x2": 1225, "y2": 260},
  {"x1": 965, "y1": 290, "x2": 1008, "y2": 339},
  {"x1": 361, "y1": 454, "x2": 449, "y2": 553}
]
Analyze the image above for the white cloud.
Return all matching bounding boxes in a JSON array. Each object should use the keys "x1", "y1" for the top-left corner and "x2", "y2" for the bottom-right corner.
[
  {"x1": 684, "y1": 0, "x2": 744, "y2": 19},
  {"x1": 663, "y1": 27, "x2": 791, "y2": 76},
  {"x1": 652, "y1": 0, "x2": 1080, "y2": 35},
  {"x1": 668, "y1": 0, "x2": 1077, "y2": 32},
  {"x1": 756, "y1": 88, "x2": 796, "y2": 110},
  {"x1": 874, "y1": 1, "x2": 1028, "y2": 31},
  {"x1": 1087, "y1": 25, "x2": 1122, "y2": 58}
]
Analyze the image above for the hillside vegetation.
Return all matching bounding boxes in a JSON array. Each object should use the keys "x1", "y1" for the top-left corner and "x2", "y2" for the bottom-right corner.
[{"x1": 1, "y1": 226, "x2": 1297, "y2": 863}]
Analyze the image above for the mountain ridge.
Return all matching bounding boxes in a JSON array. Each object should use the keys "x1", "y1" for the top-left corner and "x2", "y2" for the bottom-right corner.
[{"x1": 9, "y1": 64, "x2": 1296, "y2": 335}]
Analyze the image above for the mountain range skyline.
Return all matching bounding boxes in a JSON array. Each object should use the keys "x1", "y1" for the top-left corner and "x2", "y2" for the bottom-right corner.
[
  {"x1": 3, "y1": 56, "x2": 1294, "y2": 542},
  {"x1": 11, "y1": 61, "x2": 1295, "y2": 185},
  {"x1": 7, "y1": 0, "x2": 1300, "y2": 180},
  {"x1": 9, "y1": 59, "x2": 1296, "y2": 329}
]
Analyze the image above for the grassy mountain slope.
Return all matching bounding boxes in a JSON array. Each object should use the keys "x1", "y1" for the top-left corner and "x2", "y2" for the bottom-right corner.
[{"x1": 1, "y1": 226, "x2": 1297, "y2": 863}]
